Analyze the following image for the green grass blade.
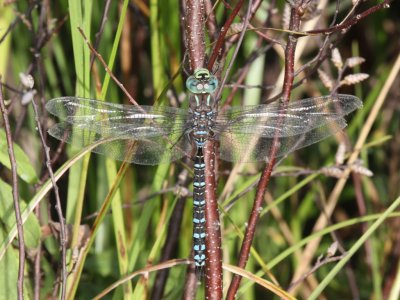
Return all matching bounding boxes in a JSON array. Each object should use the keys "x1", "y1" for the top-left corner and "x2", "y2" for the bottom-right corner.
[{"x1": 65, "y1": 1, "x2": 92, "y2": 298}]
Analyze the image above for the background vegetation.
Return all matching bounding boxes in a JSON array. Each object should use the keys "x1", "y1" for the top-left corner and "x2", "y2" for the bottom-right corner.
[{"x1": 0, "y1": 0, "x2": 399, "y2": 299}]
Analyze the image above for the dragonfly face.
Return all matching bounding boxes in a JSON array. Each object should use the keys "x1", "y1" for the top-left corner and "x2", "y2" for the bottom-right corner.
[{"x1": 186, "y1": 67, "x2": 218, "y2": 94}]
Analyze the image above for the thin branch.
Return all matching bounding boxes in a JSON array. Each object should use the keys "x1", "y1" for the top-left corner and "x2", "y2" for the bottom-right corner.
[
  {"x1": 16, "y1": 4, "x2": 66, "y2": 297},
  {"x1": 207, "y1": 0, "x2": 245, "y2": 69},
  {"x1": 215, "y1": 0, "x2": 254, "y2": 101},
  {"x1": 221, "y1": 43, "x2": 274, "y2": 110},
  {"x1": 0, "y1": 2, "x2": 37, "y2": 44},
  {"x1": 77, "y1": 27, "x2": 139, "y2": 106},
  {"x1": 33, "y1": 94, "x2": 68, "y2": 299},
  {"x1": 90, "y1": 0, "x2": 112, "y2": 69},
  {"x1": 288, "y1": 253, "x2": 347, "y2": 291},
  {"x1": 27, "y1": 2, "x2": 68, "y2": 297},
  {"x1": 222, "y1": 0, "x2": 283, "y2": 46},
  {"x1": 204, "y1": 0, "x2": 218, "y2": 43},
  {"x1": 224, "y1": 82, "x2": 275, "y2": 91},
  {"x1": 0, "y1": 79, "x2": 25, "y2": 300},
  {"x1": 305, "y1": 0, "x2": 392, "y2": 35}
]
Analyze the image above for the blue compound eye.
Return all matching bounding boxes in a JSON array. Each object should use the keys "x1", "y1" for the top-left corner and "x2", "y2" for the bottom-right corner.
[
  {"x1": 186, "y1": 75, "x2": 203, "y2": 94},
  {"x1": 186, "y1": 68, "x2": 218, "y2": 94},
  {"x1": 204, "y1": 76, "x2": 218, "y2": 93}
]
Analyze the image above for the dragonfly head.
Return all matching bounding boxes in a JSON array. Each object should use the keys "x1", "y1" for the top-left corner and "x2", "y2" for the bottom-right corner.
[{"x1": 186, "y1": 68, "x2": 218, "y2": 94}]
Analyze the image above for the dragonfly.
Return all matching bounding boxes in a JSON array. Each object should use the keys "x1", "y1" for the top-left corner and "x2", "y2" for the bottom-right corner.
[{"x1": 46, "y1": 68, "x2": 362, "y2": 276}]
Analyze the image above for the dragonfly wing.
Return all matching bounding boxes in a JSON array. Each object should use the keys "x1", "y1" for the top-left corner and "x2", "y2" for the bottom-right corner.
[
  {"x1": 216, "y1": 94, "x2": 361, "y2": 162},
  {"x1": 216, "y1": 94, "x2": 362, "y2": 137},
  {"x1": 48, "y1": 122, "x2": 191, "y2": 165},
  {"x1": 46, "y1": 97, "x2": 188, "y2": 133},
  {"x1": 46, "y1": 97, "x2": 192, "y2": 165},
  {"x1": 218, "y1": 117, "x2": 347, "y2": 162}
]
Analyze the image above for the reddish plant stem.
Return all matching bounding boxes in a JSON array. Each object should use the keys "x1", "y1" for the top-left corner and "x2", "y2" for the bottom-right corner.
[
  {"x1": 204, "y1": 0, "x2": 218, "y2": 43},
  {"x1": 220, "y1": 35, "x2": 265, "y2": 110},
  {"x1": 221, "y1": 61, "x2": 251, "y2": 109},
  {"x1": 226, "y1": 155, "x2": 277, "y2": 300},
  {"x1": 306, "y1": 0, "x2": 392, "y2": 35},
  {"x1": 0, "y1": 80, "x2": 25, "y2": 300},
  {"x1": 204, "y1": 142, "x2": 223, "y2": 300},
  {"x1": 207, "y1": 0, "x2": 245, "y2": 70},
  {"x1": 223, "y1": 0, "x2": 281, "y2": 46},
  {"x1": 185, "y1": 0, "x2": 206, "y2": 69},
  {"x1": 226, "y1": 4, "x2": 301, "y2": 299},
  {"x1": 215, "y1": 0, "x2": 255, "y2": 102}
]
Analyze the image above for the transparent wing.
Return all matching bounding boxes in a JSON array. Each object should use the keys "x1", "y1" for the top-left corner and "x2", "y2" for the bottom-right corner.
[
  {"x1": 218, "y1": 118, "x2": 347, "y2": 162},
  {"x1": 46, "y1": 97, "x2": 189, "y2": 134},
  {"x1": 216, "y1": 95, "x2": 362, "y2": 137},
  {"x1": 216, "y1": 94, "x2": 362, "y2": 162},
  {"x1": 46, "y1": 97, "x2": 192, "y2": 165}
]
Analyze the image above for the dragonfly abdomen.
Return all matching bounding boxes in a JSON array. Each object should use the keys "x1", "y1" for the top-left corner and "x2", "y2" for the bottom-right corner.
[{"x1": 193, "y1": 147, "x2": 207, "y2": 276}]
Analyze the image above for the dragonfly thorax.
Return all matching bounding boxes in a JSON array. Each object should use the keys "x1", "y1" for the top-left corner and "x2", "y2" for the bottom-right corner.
[{"x1": 190, "y1": 98, "x2": 215, "y2": 148}]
